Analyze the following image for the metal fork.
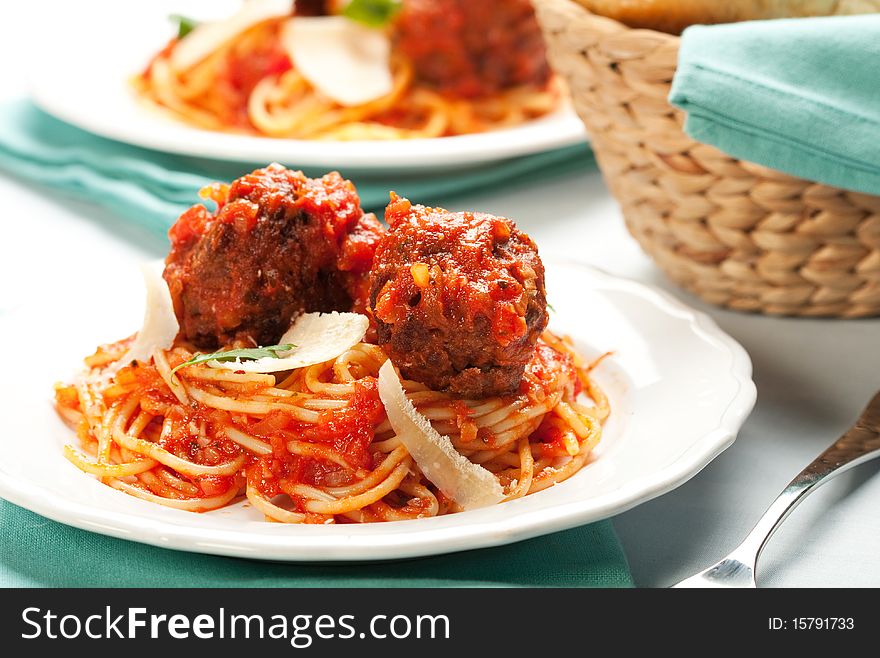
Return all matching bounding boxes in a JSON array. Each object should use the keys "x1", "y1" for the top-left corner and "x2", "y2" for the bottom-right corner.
[{"x1": 672, "y1": 391, "x2": 880, "y2": 588}]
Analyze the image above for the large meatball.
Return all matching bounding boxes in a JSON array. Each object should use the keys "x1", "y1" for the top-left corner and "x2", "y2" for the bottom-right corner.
[
  {"x1": 393, "y1": 0, "x2": 551, "y2": 98},
  {"x1": 370, "y1": 194, "x2": 548, "y2": 398},
  {"x1": 164, "y1": 164, "x2": 383, "y2": 348}
]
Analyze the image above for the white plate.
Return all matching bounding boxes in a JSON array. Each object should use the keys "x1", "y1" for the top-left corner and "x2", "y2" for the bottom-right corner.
[
  {"x1": 27, "y1": 0, "x2": 587, "y2": 172},
  {"x1": 0, "y1": 262, "x2": 756, "y2": 562}
]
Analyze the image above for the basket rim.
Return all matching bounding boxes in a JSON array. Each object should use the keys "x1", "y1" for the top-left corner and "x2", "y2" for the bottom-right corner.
[{"x1": 533, "y1": 0, "x2": 684, "y2": 42}]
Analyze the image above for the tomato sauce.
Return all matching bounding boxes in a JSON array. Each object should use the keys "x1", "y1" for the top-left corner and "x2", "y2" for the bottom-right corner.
[
  {"x1": 247, "y1": 379, "x2": 385, "y2": 494},
  {"x1": 220, "y1": 25, "x2": 292, "y2": 130},
  {"x1": 526, "y1": 343, "x2": 580, "y2": 456}
]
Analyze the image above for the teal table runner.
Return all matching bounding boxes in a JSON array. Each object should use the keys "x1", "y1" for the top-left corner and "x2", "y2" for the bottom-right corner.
[{"x1": 0, "y1": 99, "x2": 595, "y2": 231}]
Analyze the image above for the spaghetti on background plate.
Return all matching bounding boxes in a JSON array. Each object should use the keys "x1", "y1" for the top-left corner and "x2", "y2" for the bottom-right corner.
[
  {"x1": 133, "y1": 0, "x2": 563, "y2": 140},
  {"x1": 55, "y1": 164, "x2": 610, "y2": 524}
]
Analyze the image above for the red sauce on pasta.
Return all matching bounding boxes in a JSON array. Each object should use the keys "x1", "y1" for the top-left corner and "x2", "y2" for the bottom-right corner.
[{"x1": 250, "y1": 378, "x2": 385, "y2": 480}]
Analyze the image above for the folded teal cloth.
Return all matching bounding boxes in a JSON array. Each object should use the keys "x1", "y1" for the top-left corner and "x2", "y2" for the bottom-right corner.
[
  {"x1": 0, "y1": 501, "x2": 632, "y2": 587},
  {"x1": 0, "y1": 98, "x2": 631, "y2": 588},
  {"x1": 0, "y1": 99, "x2": 595, "y2": 236},
  {"x1": 669, "y1": 15, "x2": 880, "y2": 194}
]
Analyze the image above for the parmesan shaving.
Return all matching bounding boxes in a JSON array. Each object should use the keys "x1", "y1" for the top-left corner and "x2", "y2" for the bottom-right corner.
[
  {"x1": 206, "y1": 311, "x2": 369, "y2": 373},
  {"x1": 121, "y1": 261, "x2": 180, "y2": 366},
  {"x1": 377, "y1": 360, "x2": 505, "y2": 510},
  {"x1": 170, "y1": 0, "x2": 291, "y2": 72},
  {"x1": 280, "y1": 16, "x2": 393, "y2": 107}
]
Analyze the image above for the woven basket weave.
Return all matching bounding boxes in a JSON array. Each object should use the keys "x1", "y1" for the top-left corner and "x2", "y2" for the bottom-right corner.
[{"x1": 533, "y1": 0, "x2": 880, "y2": 317}]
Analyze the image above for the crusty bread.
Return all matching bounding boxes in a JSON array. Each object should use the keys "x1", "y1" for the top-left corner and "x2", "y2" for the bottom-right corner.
[{"x1": 573, "y1": 0, "x2": 880, "y2": 34}]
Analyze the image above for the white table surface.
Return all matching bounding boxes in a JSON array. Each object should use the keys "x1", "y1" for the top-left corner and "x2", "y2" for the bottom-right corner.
[{"x1": 2, "y1": 2, "x2": 878, "y2": 588}]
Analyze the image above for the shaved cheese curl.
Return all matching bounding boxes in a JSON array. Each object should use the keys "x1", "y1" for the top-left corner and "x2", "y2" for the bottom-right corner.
[
  {"x1": 377, "y1": 360, "x2": 505, "y2": 510},
  {"x1": 170, "y1": 0, "x2": 290, "y2": 72},
  {"x1": 122, "y1": 261, "x2": 180, "y2": 366},
  {"x1": 280, "y1": 16, "x2": 394, "y2": 107}
]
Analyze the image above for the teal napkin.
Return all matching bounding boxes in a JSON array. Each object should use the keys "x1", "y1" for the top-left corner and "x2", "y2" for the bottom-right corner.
[
  {"x1": 669, "y1": 15, "x2": 880, "y2": 195},
  {"x1": 0, "y1": 501, "x2": 631, "y2": 587},
  {"x1": 0, "y1": 99, "x2": 595, "y2": 235},
  {"x1": 0, "y1": 99, "x2": 631, "y2": 588}
]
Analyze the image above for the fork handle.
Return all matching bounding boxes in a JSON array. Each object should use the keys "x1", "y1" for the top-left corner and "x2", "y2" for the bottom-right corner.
[{"x1": 730, "y1": 391, "x2": 880, "y2": 565}]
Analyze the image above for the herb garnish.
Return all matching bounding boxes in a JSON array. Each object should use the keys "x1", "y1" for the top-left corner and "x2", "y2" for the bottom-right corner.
[
  {"x1": 171, "y1": 344, "x2": 295, "y2": 375},
  {"x1": 170, "y1": 14, "x2": 199, "y2": 39},
  {"x1": 342, "y1": 0, "x2": 403, "y2": 28}
]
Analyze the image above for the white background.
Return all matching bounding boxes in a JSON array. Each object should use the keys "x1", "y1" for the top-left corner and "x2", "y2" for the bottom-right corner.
[{"x1": 1, "y1": 0, "x2": 879, "y2": 587}]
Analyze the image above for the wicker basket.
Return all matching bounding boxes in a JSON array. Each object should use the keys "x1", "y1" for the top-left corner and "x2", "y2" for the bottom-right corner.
[{"x1": 533, "y1": 0, "x2": 880, "y2": 317}]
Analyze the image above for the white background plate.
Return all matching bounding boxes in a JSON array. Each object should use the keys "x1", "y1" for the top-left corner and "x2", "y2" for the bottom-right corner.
[
  {"x1": 0, "y1": 263, "x2": 756, "y2": 562},
  {"x1": 27, "y1": 0, "x2": 587, "y2": 172}
]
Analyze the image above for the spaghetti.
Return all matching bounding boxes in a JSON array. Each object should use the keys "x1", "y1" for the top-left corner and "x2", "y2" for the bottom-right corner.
[
  {"x1": 55, "y1": 331, "x2": 609, "y2": 524},
  {"x1": 132, "y1": 5, "x2": 562, "y2": 140}
]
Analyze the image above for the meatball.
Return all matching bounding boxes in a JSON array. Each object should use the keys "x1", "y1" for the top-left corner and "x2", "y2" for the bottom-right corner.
[
  {"x1": 164, "y1": 164, "x2": 384, "y2": 348},
  {"x1": 393, "y1": 0, "x2": 551, "y2": 98},
  {"x1": 370, "y1": 194, "x2": 548, "y2": 398}
]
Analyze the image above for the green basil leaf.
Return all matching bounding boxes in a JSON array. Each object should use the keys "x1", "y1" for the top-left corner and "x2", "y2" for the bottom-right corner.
[
  {"x1": 342, "y1": 0, "x2": 403, "y2": 28},
  {"x1": 170, "y1": 13, "x2": 199, "y2": 39},
  {"x1": 170, "y1": 344, "x2": 295, "y2": 375}
]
